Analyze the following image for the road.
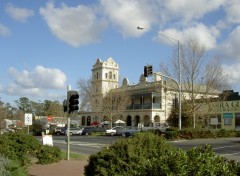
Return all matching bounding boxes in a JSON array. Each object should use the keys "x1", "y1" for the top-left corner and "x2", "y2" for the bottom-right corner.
[
  {"x1": 37, "y1": 135, "x2": 120, "y2": 155},
  {"x1": 37, "y1": 135, "x2": 240, "y2": 161},
  {"x1": 171, "y1": 137, "x2": 240, "y2": 162}
]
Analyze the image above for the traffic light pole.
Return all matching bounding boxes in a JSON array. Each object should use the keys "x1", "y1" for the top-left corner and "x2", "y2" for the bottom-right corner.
[
  {"x1": 67, "y1": 114, "x2": 70, "y2": 160},
  {"x1": 65, "y1": 85, "x2": 79, "y2": 160},
  {"x1": 66, "y1": 85, "x2": 71, "y2": 160}
]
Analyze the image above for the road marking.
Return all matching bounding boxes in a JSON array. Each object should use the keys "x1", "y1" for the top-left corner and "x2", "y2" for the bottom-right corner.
[
  {"x1": 212, "y1": 144, "x2": 240, "y2": 150},
  {"x1": 220, "y1": 152, "x2": 240, "y2": 156},
  {"x1": 53, "y1": 140, "x2": 106, "y2": 148}
]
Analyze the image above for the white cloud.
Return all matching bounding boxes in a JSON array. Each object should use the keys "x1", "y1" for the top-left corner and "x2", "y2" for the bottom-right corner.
[
  {"x1": 100, "y1": 0, "x2": 226, "y2": 38},
  {"x1": 8, "y1": 66, "x2": 67, "y2": 90},
  {"x1": 6, "y1": 83, "x2": 43, "y2": 97},
  {"x1": 155, "y1": 23, "x2": 219, "y2": 50},
  {"x1": 163, "y1": 0, "x2": 226, "y2": 24},
  {"x1": 224, "y1": 0, "x2": 240, "y2": 24},
  {"x1": 0, "y1": 23, "x2": 11, "y2": 36},
  {"x1": 218, "y1": 26, "x2": 240, "y2": 61},
  {"x1": 5, "y1": 3, "x2": 34, "y2": 22},
  {"x1": 223, "y1": 63, "x2": 240, "y2": 87},
  {"x1": 39, "y1": 2, "x2": 107, "y2": 47},
  {"x1": 100, "y1": 0, "x2": 158, "y2": 37}
]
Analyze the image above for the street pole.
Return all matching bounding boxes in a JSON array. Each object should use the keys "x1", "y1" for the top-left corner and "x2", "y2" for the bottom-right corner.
[
  {"x1": 177, "y1": 41, "x2": 182, "y2": 130},
  {"x1": 67, "y1": 85, "x2": 71, "y2": 160},
  {"x1": 137, "y1": 26, "x2": 182, "y2": 130}
]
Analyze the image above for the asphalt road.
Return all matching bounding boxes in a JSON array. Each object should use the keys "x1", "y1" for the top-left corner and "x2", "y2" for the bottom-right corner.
[
  {"x1": 37, "y1": 135, "x2": 240, "y2": 162},
  {"x1": 40, "y1": 135, "x2": 120, "y2": 155},
  {"x1": 171, "y1": 137, "x2": 240, "y2": 162}
]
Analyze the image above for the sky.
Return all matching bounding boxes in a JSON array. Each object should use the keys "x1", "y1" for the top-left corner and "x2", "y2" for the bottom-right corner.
[{"x1": 0, "y1": 0, "x2": 240, "y2": 106}]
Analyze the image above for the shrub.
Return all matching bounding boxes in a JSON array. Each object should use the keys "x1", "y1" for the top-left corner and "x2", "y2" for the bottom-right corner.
[
  {"x1": 0, "y1": 132, "x2": 62, "y2": 167},
  {"x1": 0, "y1": 155, "x2": 27, "y2": 176},
  {"x1": 216, "y1": 129, "x2": 236, "y2": 138},
  {"x1": 0, "y1": 155, "x2": 9, "y2": 176},
  {"x1": 0, "y1": 132, "x2": 41, "y2": 165},
  {"x1": 85, "y1": 132, "x2": 240, "y2": 176},
  {"x1": 36, "y1": 145, "x2": 62, "y2": 164}
]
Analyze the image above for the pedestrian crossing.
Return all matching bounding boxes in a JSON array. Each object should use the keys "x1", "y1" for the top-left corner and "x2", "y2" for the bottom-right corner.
[{"x1": 53, "y1": 140, "x2": 107, "y2": 148}]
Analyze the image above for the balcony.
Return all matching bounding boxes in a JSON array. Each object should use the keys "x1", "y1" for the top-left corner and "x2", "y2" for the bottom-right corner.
[{"x1": 127, "y1": 103, "x2": 161, "y2": 110}]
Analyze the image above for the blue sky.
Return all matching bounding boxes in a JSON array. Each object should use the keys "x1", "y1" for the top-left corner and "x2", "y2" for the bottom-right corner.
[{"x1": 0, "y1": 0, "x2": 240, "y2": 105}]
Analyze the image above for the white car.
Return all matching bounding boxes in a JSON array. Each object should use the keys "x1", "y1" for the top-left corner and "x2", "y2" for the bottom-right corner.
[{"x1": 105, "y1": 126, "x2": 124, "y2": 136}]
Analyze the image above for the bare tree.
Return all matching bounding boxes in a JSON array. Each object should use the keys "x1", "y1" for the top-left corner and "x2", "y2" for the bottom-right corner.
[
  {"x1": 160, "y1": 36, "x2": 230, "y2": 128},
  {"x1": 98, "y1": 87, "x2": 131, "y2": 128},
  {"x1": 77, "y1": 78, "x2": 92, "y2": 112}
]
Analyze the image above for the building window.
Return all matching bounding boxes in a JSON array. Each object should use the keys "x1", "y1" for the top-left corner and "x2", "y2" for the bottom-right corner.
[
  {"x1": 109, "y1": 72, "x2": 112, "y2": 79},
  {"x1": 235, "y1": 113, "x2": 240, "y2": 127},
  {"x1": 105, "y1": 73, "x2": 108, "y2": 79},
  {"x1": 96, "y1": 72, "x2": 98, "y2": 79},
  {"x1": 223, "y1": 113, "x2": 233, "y2": 126},
  {"x1": 113, "y1": 74, "x2": 116, "y2": 79}
]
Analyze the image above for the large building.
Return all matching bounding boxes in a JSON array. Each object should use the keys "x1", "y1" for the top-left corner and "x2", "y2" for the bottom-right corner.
[
  {"x1": 80, "y1": 57, "x2": 180, "y2": 127},
  {"x1": 198, "y1": 90, "x2": 240, "y2": 131}
]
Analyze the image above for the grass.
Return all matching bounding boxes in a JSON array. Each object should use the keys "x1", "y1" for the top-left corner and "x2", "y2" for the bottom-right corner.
[{"x1": 61, "y1": 151, "x2": 89, "y2": 161}]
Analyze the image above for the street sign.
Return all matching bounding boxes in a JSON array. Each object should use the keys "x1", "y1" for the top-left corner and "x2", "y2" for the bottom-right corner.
[
  {"x1": 24, "y1": 113, "x2": 32, "y2": 125},
  {"x1": 47, "y1": 115, "x2": 53, "y2": 121}
]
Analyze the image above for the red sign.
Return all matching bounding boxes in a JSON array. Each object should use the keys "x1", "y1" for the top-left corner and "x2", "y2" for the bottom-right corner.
[{"x1": 47, "y1": 115, "x2": 53, "y2": 121}]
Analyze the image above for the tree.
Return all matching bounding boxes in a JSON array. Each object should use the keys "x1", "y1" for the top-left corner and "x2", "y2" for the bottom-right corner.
[
  {"x1": 15, "y1": 97, "x2": 32, "y2": 112},
  {"x1": 77, "y1": 78, "x2": 92, "y2": 112},
  {"x1": 98, "y1": 87, "x2": 131, "y2": 128},
  {"x1": 160, "y1": 36, "x2": 229, "y2": 128}
]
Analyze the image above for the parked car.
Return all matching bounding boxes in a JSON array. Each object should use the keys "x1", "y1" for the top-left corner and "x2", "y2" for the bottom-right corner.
[
  {"x1": 65, "y1": 127, "x2": 82, "y2": 135},
  {"x1": 105, "y1": 126, "x2": 124, "y2": 136},
  {"x1": 78, "y1": 126, "x2": 98, "y2": 135},
  {"x1": 54, "y1": 127, "x2": 66, "y2": 135}
]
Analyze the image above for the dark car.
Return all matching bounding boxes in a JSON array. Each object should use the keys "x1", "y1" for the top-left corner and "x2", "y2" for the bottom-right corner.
[{"x1": 79, "y1": 126, "x2": 105, "y2": 135}]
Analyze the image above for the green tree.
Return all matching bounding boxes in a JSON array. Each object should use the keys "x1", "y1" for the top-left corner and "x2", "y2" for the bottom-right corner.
[{"x1": 15, "y1": 97, "x2": 32, "y2": 112}]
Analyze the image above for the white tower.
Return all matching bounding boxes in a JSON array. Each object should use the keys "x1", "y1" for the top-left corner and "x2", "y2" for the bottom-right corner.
[{"x1": 91, "y1": 57, "x2": 119, "y2": 112}]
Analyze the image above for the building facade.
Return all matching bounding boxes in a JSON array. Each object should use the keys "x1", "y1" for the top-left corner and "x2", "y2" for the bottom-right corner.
[
  {"x1": 198, "y1": 90, "x2": 240, "y2": 131},
  {"x1": 80, "y1": 57, "x2": 178, "y2": 127}
]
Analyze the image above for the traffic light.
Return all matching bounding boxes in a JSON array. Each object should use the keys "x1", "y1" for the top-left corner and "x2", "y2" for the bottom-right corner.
[
  {"x1": 67, "y1": 90, "x2": 79, "y2": 113},
  {"x1": 63, "y1": 99, "x2": 67, "y2": 112},
  {"x1": 173, "y1": 98, "x2": 179, "y2": 108},
  {"x1": 144, "y1": 65, "x2": 153, "y2": 77}
]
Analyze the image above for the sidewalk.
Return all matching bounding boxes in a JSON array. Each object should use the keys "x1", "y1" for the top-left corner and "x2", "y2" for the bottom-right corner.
[{"x1": 28, "y1": 159, "x2": 88, "y2": 176}]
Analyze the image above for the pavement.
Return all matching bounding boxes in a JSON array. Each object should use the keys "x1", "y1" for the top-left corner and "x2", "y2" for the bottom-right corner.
[{"x1": 28, "y1": 159, "x2": 88, "y2": 176}]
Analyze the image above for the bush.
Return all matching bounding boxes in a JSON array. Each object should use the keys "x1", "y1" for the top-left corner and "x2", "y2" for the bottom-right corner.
[
  {"x1": 85, "y1": 132, "x2": 240, "y2": 176},
  {"x1": 0, "y1": 155, "x2": 27, "y2": 176},
  {"x1": 0, "y1": 155, "x2": 9, "y2": 176},
  {"x1": 216, "y1": 129, "x2": 236, "y2": 138},
  {"x1": 0, "y1": 132, "x2": 62, "y2": 167},
  {"x1": 0, "y1": 132, "x2": 41, "y2": 165},
  {"x1": 36, "y1": 145, "x2": 62, "y2": 164}
]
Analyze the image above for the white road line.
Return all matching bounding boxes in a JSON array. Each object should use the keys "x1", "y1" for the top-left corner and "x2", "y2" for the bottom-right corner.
[
  {"x1": 212, "y1": 144, "x2": 240, "y2": 150},
  {"x1": 220, "y1": 152, "x2": 240, "y2": 156},
  {"x1": 53, "y1": 140, "x2": 106, "y2": 148}
]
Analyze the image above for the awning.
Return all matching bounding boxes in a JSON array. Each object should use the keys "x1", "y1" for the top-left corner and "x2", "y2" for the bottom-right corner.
[{"x1": 90, "y1": 122, "x2": 100, "y2": 126}]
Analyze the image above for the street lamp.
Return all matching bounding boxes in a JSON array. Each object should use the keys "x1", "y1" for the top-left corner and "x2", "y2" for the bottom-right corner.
[{"x1": 137, "y1": 26, "x2": 182, "y2": 130}]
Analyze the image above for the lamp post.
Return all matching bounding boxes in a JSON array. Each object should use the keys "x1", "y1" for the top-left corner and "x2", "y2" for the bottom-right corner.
[{"x1": 137, "y1": 26, "x2": 182, "y2": 130}]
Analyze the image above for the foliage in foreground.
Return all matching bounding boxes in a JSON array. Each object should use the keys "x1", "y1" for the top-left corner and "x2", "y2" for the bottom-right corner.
[
  {"x1": 85, "y1": 132, "x2": 240, "y2": 176},
  {"x1": 0, "y1": 132, "x2": 62, "y2": 175}
]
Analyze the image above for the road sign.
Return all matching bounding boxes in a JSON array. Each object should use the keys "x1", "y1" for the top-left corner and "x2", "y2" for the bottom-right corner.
[
  {"x1": 24, "y1": 113, "x2": 32, "y2": 125},
  {"x1": 47, "y1": 115, "x2": 53, "y2": 121}
]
